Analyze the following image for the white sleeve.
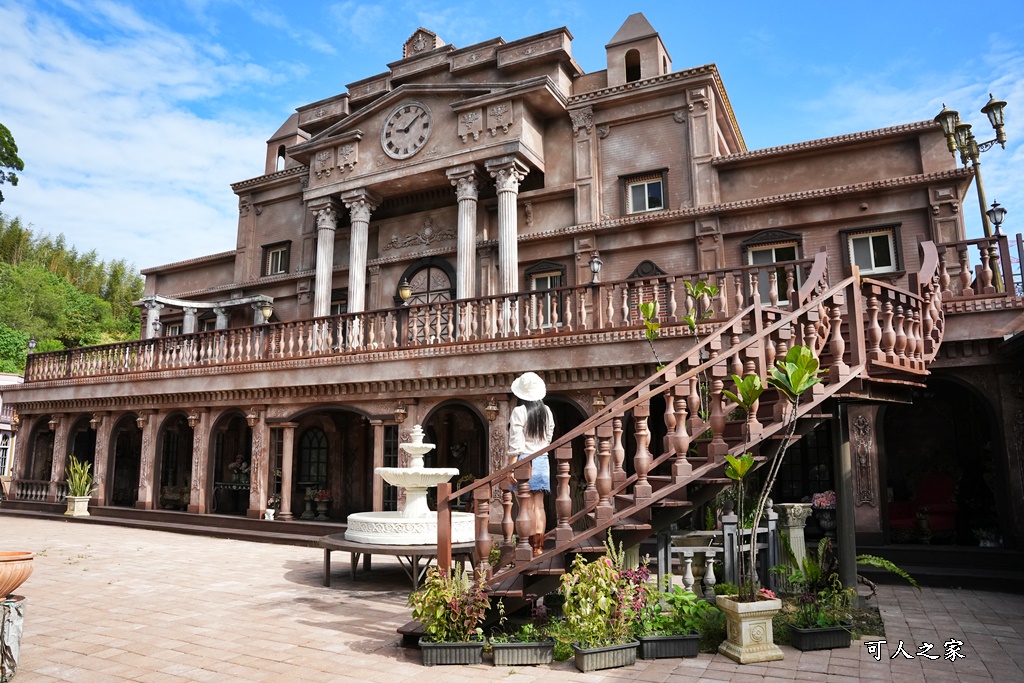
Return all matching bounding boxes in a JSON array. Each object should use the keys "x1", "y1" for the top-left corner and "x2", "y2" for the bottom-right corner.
[
  {"x1": 508, "y1": 406, "x2": 526, "y2": 454},
  {"x1": 544, "y1": 406, "x2": 554, "y2": 446}
]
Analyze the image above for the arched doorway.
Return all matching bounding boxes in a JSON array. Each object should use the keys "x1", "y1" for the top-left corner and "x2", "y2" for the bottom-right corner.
[
  {"x1": 546, "y1": 396, "x2": 589, "y2": 531},
  {"x1": 883, "y1": 376, "x2": 1002, "y2": 545},
  {"x1": 108, "y1": 415, "x2": 142, "y2": 507},
  {"x1": 397, "y1": 257, "x2": 456, "y2": 345},
  {"x1": 287, "y1": 408, "x2": 374, "y2": 521},
  {"x1": 156, "y1": 413, "x2": 193, "y2": 511},
  {"x1": 423, "y1": 401, "x2": 486, "y2": 511},
  {"x1": 209, "y1": 412, "x2": 252, "y2": 516},
  {"x1": 25, "y1": 418, "x2": 54, "y2": 484},
  {"x1": 69, "y1": 416, "x2": 96, "y2": 474}
]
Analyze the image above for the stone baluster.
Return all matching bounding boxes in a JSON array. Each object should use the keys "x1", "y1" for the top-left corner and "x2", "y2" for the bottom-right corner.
[
  {"x1": 744, "y1": 359, "x2": 763, "y2": 438},
  {"x1": 684, "y1": 281, "x2": 695, "y2": 322},
  {"x1": 607, "y1": 284, "x2": 616, "y2": 326},
  {"x1": 979, "y1": 242, "x2": 994, "y2": 293},
  {"x1": 662, "y1": 369, "x2": 677, "y2": 454},
  {"x1": 804, "y1": 321, "x2": 818, "y2": 359},
  {"x1": 764, "y1": 329, "x2": 777, "y2": 370},
  {"x1": 583, "y1": 430, "x2": 598, "y2": 507},
  {"x1": 555, "y1": 446, "x2": 573, "y2": 544},
  {"x1": 682, "y1": 551, "x2": 695, "y2": 593},
  {"x1": 866, "y1": 294, "x2": 882, "y2": 360},
  {"x1": 829, "y1": 297, "x2": 849, "y2": 380},
  {"x1": 474, "y1": 488, "x2": 492, "y2": 578},
  {"x1": 881, "y1": 300, "x2": 896, "y2": 362},
  {"x1": 894, "y1": 305, "x2": 907, "y2": 362},
  {"x1": 688, "y1": 370, "x2": 703, "y2": 435},
  {"x1": 715, "y1": 272, "x2": 727, "y2": 318},
  {"x1": 669, "y1": 278, "x2": 678, "y2": 322},
  {"x1": 708, "y1": 352, "x2": 728, "y2": 460},
  {"x1": 699, "y1": 276, "x2": 712, "y2": 318},
  {"x1": 611, "y1": 415, "x2": 626, "y2": 485},
  {"x1": 749, "y1": 270, "x2": 760, "y2": 306},
  {"x1": 671, "y1": 389, "x2": 692, "y2": 481},
  {"x1": 633, "y1": 401, "x2": 652, "y2": 499},
  {"x1": 501, "y1": 489, "x2": 514, "y2": 545},
  {"x1": 959, "y1": 247, "x2": 974, "y2": 295},
  {"x1": 579, "y1": 291, "x2": 588, "y2": 330},
  {"x1": 595, "y1": 424, "x2": 614, "y2": 521},
  {"x1": 921, "y1": 292, "x2": 934, "y2": 354},
  {"x1": 703, "y1": 548, "x2": 719, "y2": 601},
  {"x1": 938, "y1": 255, "x2": 952, "y2": 297},
  {"x1": 768, "y1": 269, "x2": 779, "y2": 307},
  {"x1": 905, "y1": 307, "x2": 917, "y2": 363},
  {"x1": 786, "y1": 265, "x2": 797, "y2": 303},
  {"x1": 733, "y1": 271, "x2": 744, "y2": 312},
  {"x1": 621, "y1": 286, "x2": 630, "y2": 327}
]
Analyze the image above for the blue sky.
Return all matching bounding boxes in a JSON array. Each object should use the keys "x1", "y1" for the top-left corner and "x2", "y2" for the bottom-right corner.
[{"x1": 1, "y1": 0, "x2": 1022, "y2": 270}]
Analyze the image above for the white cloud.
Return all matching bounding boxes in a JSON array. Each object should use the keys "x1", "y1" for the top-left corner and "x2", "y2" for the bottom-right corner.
[{"x1": 0, "y1": 1, "x2": 278, "y2": 269}]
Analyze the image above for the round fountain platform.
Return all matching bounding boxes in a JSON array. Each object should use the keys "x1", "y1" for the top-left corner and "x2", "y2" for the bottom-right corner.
[{"x1": 344, "y1": 510, "x2": 476, "y2": 545}]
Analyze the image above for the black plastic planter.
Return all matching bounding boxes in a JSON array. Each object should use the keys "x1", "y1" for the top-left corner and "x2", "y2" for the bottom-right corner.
[
  {"x1": 789, "y1": 624, "x2": 852, "y2": 651},
  {"x1": 637, "y1": 632, "x2": 701, "y2": 659}
]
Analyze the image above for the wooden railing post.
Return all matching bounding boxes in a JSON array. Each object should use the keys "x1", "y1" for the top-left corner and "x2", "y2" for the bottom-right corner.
[
  {"x1": 671, "y1": 386, "x2": 692, "y2": 481},
  {"x1": 437, "y1": 482, "x2": 452, "y2": 573},
  {"x1": 474, "y1": 486, "x2": 492, "y2": 579},
  {"x1": 514, "y1": 460, "x2": 533, "y2": 562},
  {"x1": 611, "y1": 416, "x2": 626, "y2": 484},
  {"x1": 595, "y1": 424, "x2": 614, "y2": 521},
  {"x1": 633, "y1": 400, "x2": 652, "y2": 500},
  {"x1": 583, "y1": 428, "x2": 598, "y2": 507},
  {"x1": 555, "y1": 445, "x2": 573, "y2": 544}
]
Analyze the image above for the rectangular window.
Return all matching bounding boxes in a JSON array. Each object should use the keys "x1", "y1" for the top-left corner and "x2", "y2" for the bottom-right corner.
[
  {"x1": 383, "y1": 425, "x2": 399, "y2": 511},
  {"x1": 849, "y1": 230, "x2": 896, "y2": 274},
  {"x1": 748, "y1": 243, "x2": 799, "y2": 305},
  {"x1": 530, "y1": 271, "x2": 561, "y2": 328},
  {"x1": 164, "y1": 323, "x2": 182, "y2": 336},
  {"x1": 624, "y1": 171, "x2": 666, "y2": 214},
  {"x1": 261, "y1": 241, "x2": 291, "y2": 276},
  {"x1": 199, "y1": 318, "x2": 217, "y2": 332},
  {"x1": 0, "y1": 432, "x2": 10, "y2": 478}
]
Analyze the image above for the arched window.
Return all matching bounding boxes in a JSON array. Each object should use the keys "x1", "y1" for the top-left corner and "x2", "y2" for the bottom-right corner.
[
  {"x1": 404, "y1": 263, "x2": 454, "y2": 305},
  {"x1": 298, "y1": 428, "x2": 328, "y2": 486},
  {"x1": 276, "y1": 145, "x2": 287, "y2": 172},
  {"x1": 625, "y1": 49, "x2": 641, "y2": 83}
]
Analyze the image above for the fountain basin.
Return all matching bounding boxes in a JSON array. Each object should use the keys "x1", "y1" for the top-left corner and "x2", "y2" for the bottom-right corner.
[
  {"x1": 376, "y1": 467, "x2": 460, "y2": 490},
  {"x1": 345, "y1": 511, "x2": 475, "y2": 545}
]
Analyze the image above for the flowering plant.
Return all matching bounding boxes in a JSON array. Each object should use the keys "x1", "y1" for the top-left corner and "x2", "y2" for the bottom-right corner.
[
  {"x1": 228, "y1": 454, "x2": 250, "y2": 474},
  {"x1": 756, "y1": 587, "x2": 776, "y2": 600},
  {"x1": 811, "y1": 490, "x2": 836, "y2": 509},
  {"x1": 409, "y1": 565, "x2": 488, "y2": 643},
  {"x1": 314, "y1": 489, "x2": 331, "y2": 502},
  {"x1": 267, "y1": 494, "x2": 281, "y2": 509},
  {"x1": 560, "y1": 534, "x2": 640, "y2": 648}
]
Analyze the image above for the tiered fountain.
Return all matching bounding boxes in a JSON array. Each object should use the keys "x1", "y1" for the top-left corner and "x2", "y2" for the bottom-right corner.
[{"x1": 344, "y1": 425, "x2": 475, "y2": 545}]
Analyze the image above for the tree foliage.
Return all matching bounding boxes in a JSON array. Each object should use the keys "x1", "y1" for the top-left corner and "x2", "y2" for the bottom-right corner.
[
  {"x1": 0, "y1": 124, "x2": 25, "y2": 204},
  {"x1": 0, "y1": 212, "x2": 143, "y2": 372}
]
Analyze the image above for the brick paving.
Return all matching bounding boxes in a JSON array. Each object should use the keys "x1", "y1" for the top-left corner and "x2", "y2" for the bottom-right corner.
[{"x1": 3, "y1": 517, "x2": 1022, "y2": 682}]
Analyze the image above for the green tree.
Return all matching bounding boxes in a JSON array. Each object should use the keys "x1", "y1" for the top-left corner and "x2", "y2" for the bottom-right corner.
[{"x1": 0, "y1": 124, "x2": 24, "y2": 204}]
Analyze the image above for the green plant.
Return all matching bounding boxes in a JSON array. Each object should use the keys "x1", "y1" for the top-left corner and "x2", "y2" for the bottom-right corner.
[
  {"x1": 489, "y1": 596, "x2": 551, "y2": 643},
  {"x1": 713, "y1": 582, "x2": 738, "y2": 596},
  {"x1": 636, "y1": 584, "x2": 719, "y2": 637},
  {"x1": 65, "y1": 454, "x2": 96, "y2": 497},
  {"x1": 855, "y1": 554, "x2": 920, "y2": 592},
  {"x1": 560, "y1": 534, "x2": 640, "y2": 648},
  {"x1": 777, "y1": 537, "x2": 837, "y2": 595},
  {"x1": 639, "y1": 301, "x2": 665, "y2": 370},
  {"x1": 726, "y1": 345, "x2": 825, "y2": 601},
  {"x1": 544, "y1": 618, "x2": 575, "y2": 660},
  {"x1": 408, "y1": 564, "x2": 489, "y2": 643},
  {"x1": 697, "y1": 607, "x2": 727, "y2": 652},
  {"x1": 792, "y1": 573, "x2": 855, "y2": 630}
]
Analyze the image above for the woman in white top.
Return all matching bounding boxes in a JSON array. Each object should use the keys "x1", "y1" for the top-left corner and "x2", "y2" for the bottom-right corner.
[{"x1": 508, "y1": 371, "x2": 555, "y2": 557}]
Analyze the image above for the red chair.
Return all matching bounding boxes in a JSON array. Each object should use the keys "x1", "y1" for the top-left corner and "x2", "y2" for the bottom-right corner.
[{"x1": 888, "y1": 473, "x2": 957, "y2": 542}]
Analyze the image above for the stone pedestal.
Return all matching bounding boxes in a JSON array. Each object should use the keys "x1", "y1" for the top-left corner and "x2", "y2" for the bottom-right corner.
[
  {"x1": 716, "y1": 595, "x2": 784, "y2": 664},
  {"x1": 1, "y1": 595, "x2": 27, "y2": 682}
]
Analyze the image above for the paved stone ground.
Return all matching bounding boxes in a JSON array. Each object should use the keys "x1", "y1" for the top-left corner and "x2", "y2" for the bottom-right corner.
[{"x1": 3, "y1": 517, "x2": 1022, "y2": 682}]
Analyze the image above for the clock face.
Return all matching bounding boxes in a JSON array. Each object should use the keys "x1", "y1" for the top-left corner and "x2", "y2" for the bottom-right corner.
[{"x1": 381, "y1": 102, "x2": 433, "y2": 160}]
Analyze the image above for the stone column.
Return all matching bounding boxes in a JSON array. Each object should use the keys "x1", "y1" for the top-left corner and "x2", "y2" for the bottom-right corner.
[
  {"x1": 182, "y1": 306, "x2": 198, "y2": 334},
  {"x1": 143, "y1": 300, "x2": 163, "y2": 339},
  {"x1": 341, "y1": 188, "x2": 381, "y2": 314},
  {"x1": 47, "y1": 415, "x2": 67, "y2": 503},
  {"x1": 774, "y1": 503, "x2": 813, "y2": 593},
  {"x1": 447, "y1": 165, "x2": 481, "y2": 300},
  {"x1": 279, "y1": 422, "x2": 297, "y2": 521},
  {"x1": 213, "y1": 307, "x2": 228, "y2": 330},
  {"x1": 485, "y1": 157, "x2": 529, "y2": 295},
  {"x1": 832, "y1": 402, "x2": 857, "y2": 589},
  {"x1": 371, "y1": 420, "x2": 384, "y2": 511},
  {"x1": 187, "y1": 410, "x2": 209, "y2": 514},
  {"x1": 247, "y1": 411, "x2": 268, "y2": 518},
  {"x1": 135, "y1": 411, "x2": 159, "y2": 510},
  {"x1": 92, "y1": 414, "x2": 112, "y2": 506},
  {"x1": 310, "y1": 198, "x2": 341, "y2": 318}
]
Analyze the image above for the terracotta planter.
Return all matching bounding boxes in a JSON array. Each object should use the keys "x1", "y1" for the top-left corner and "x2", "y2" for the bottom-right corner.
[
  {"x1": 716, "y1": 595, "x2": 784, "y2": 664},
  {"x1": 789, "y1": 623, "x2": 852, "y2": 651},
  {"x1": 638, "y1": 632, "x2": 700, "y2": 659},
  {"x1": 65, "y1": 495, "x2": 91, "y2": 517},
  {"x1": 418, "y1": 638, "x2": 484, "y2": 666},
  {"x1": 0, "y1": 552, "x2": 34, "y2": 598},
  {"x1": 572, "y1": 641, "x2": 638, "y2": 672},
  {"x1": 491, "y1": 640, "x2": 554, "y2": 666}
]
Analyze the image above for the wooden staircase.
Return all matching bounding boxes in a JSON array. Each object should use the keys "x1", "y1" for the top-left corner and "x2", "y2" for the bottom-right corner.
[{"x1": 436, "y1": 243, "x2": 946, "y2": 604}]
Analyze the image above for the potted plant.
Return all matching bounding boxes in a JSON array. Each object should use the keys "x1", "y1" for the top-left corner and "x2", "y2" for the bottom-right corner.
[
  {"x1": 789, "y1": 573, "x2": 855, "y2": 650},
  {"x1": 812, "y1": 490, "x2": 837, "y2": 537},
  {"x1": 64, "y1": 455, "x2": 97, "y2": 517},
  {"x1": 559, "y1": 535, "x2": 640, "y2": 672},
  {"x1": 489, "y1": 596, "x2": 555, "y2": 666},
  {"x1": 264, "y1": 494, "x2": 280, "y2": 520},
  {"x1": 636, "y1": 584, "x2": 719, "y2": 659},
  {"x1": 408, "y1": 564, "x2": 488, "y2": 666},
  {"x1": 716, "y1": 345, "x2": 825, "y2": 664},
  {"x1": 313, "y1": 489, "x2": 331, "y2": 520}
]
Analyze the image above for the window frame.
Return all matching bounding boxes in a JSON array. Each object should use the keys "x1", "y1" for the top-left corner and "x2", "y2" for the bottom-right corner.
[
  {"x1": 524, "y1": 260, "x2": 566, "y2": 329},
  {"x1": 622, "y1": 170, "x2": 667, "y2": 215},
  {"x1": 745, "y1": 241, "x2": 801, "y2": 306},
  {"x1": 261, "y1": 241, "x2": 291, "y2": 277},
  {"x1": 840, "y1": 225, "x2": 903, "y2": 277}
]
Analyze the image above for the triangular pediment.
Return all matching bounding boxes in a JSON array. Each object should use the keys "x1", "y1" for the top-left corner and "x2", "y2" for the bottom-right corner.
[{"x1": 607, "y1": 13, "x2": 658, "y2": 47}]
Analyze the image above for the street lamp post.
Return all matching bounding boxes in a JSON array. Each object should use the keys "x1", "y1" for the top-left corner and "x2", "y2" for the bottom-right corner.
[{"x1": 934, "y1": 94, "x2": 1008, "y2": 239}]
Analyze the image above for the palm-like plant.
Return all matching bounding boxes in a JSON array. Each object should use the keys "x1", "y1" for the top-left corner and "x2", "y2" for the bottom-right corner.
[{"x1": 65, "y1": 454, "x2": 96, "y2": 497}]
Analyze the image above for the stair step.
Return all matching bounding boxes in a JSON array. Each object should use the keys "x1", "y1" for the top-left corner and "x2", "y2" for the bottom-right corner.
[{"x1": 652, "y1": 500, "x2": 692, "y2": 508}]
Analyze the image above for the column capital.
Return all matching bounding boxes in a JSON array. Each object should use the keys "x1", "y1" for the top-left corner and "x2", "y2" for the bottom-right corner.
[
  {"x1": 447, "y1": 164, "x2": 482, "y2": 201},
  {"x1": 309, "y1": 197, "x2": 342, "y2": 232},
  {"x1": 341, "y1": 188, "x2": 382, "y2": 223},
  {"x1": 485, "y1": 156, "x2": 529, "y2": 193},
  {"x1": 142, "y1": 298, "x2": 164, "y2": 312}
]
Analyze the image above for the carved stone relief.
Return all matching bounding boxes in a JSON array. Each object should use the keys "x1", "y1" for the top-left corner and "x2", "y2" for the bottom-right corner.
[
  {"x1": 314, "y1": 150, "x2": 333, "y2": 179},
  {"x1": 487, "y1": 102, "x2": 511, "y2": 136},
  {"x1": 381, "y1": 216, "x2": 455, "y2": 252},
  {"x1": 571, "y1": 107, "x2": 594, "y2": 137},
  {"x1": 459, "y1": 111, "x2": 482, "y2": 142},
  {"x1": 852, "y1": 414, "x2": 877, "y2": 507}
]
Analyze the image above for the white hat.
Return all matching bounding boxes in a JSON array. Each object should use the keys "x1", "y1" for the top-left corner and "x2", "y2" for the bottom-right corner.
[{"x1": 511, "y1": 372, "x2": 546, "y2": 402}]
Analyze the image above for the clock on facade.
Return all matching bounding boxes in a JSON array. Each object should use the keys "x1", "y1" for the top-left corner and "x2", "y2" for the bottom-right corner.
[{"x1": 381, "y1": 102, "x2": 433, "y2": 160}]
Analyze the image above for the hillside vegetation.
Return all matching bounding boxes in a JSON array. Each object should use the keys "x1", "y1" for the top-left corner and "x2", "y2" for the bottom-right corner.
[{"x1": 0, "y1": 212, "x2": 143, "y2": 373}]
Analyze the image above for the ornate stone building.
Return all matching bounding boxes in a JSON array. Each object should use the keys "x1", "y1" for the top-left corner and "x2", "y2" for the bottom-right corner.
[{"x1": 5, "y1": 14, "x2": 1022, "y2": 556}]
